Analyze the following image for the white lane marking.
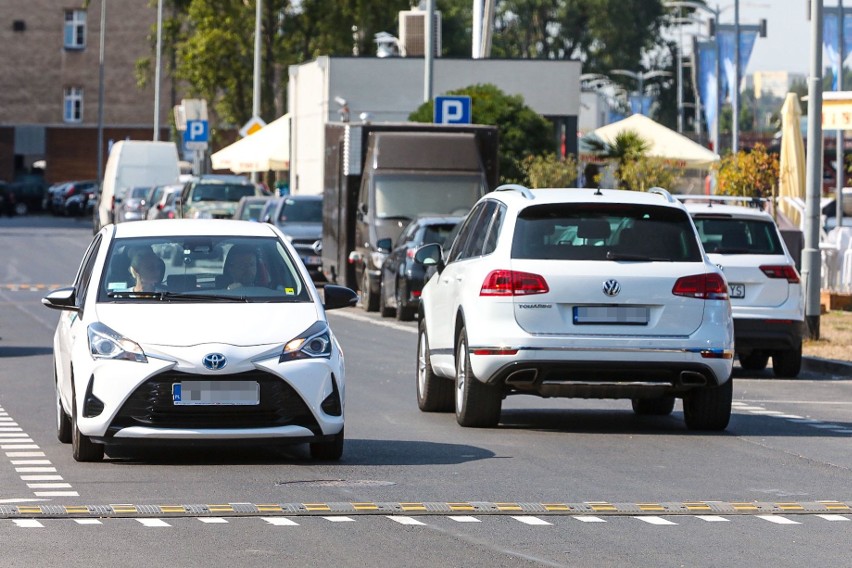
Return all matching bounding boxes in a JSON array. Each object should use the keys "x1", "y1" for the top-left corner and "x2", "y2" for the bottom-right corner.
[
  {"x1": 512, "y1": 516, "x2": 552, "y2": 526},
  {"x1": 635, "y1": 516, "x2": 677, "y2": 525},
  {"x1": 449, "y1": 516, "x2": 481, "y2": 523},
  {"x1": 572, "y1": 516, "x2": 606, "y2": 523},
  {"x1": 778, "y1": 415, "x2": 804, "y2": 419},
  {"x1": 748, "y1": 410, "x2": 784, "y2": 415},
  {"x1": 817, "y1": 515, "x2": 850, "y2": 521},
  {"x1": 136, "y1": 519, "x2": 171, "y2": 527},
  {"x1": 33, "y1": 491, "x2": 79, "y2": 497},
  {"x1": 19, "y1": 475, "x2": 63, "y2": 481},
  {"x1": 0, "y1": 417, "x2": 15, "y2": 421},
  {"x1": 322, "y1": 516, "x2": 355, "y2": 522},
  {"x1": 757, "y1": 515, "x2": 800, "y2": 525},
  {"x1": 13, "y1": 520, "x2": 44, "y2": 528},
  {"x1": 735, "y1": 406, "x2": 767, "y2": 411},
  {"x1": 74, "y1": 519, "x2": 103, "y2": 525},
  {"x1": 15, "y1": 467, "x2": 57, "y2": 473},
  {"x1": 27, "y1": 483, "x2": 72, "y2": 489},
  {"x1": 11, "y1": 460, "x2": 51, "y2": 465},
  {"x1": 262, "y1": 517, "x2": 299, "y2": 526},
  {"x1": 0, "y1": 499, "x2": 49, "y2": 504},
  {"x1": 197, "y1": 517, "x2": 229, "y2": 524},
  {"x1": 1, "y1": 445, "x2": 39, "y2": 450},
  {"x1": 0, "y1": 427, "x2": 24, "y2": 432},
  {"x1": 5, "y1": 452, "x2": 45, "y2": 457},
  {"x1": 695, "y1": 515, "x2": 730, "y2": 522},
  {"x1": 0, "y1": 433, "x2": 32, "y2": 437},
  {"x1": 387, "y1": 516, "x2": 426, "y2": 526}
]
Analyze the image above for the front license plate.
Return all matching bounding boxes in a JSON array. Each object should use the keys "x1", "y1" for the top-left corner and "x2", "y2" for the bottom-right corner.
[
  {"x1": 172, "y1": 381, "x2": 259, "y2": 406},
  {"x1": 573, "y1": 305, "x2": 649, "y2": 325},
  {"x1": 729, "y1": 283, "x2": 745, "y2": 299},
  {"x1": 302, "y1": 255, "x2": 322, "y2": 266}
]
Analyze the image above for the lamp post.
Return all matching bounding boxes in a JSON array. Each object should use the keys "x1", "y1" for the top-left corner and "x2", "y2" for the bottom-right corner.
[
  {"x1": 96, "y1": 0, "x2": 105, "y2": 188},
  {"x1": 153, "y1": 0, "x2": 163, "y2": 141},
  {"x1": 610, "y1": 69, "x2": 672, "y2": 115}
]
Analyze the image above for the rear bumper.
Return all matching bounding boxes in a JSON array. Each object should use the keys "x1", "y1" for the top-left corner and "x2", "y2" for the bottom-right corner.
[{"x1": 733, "y1": 318, "x2": 804, "y2": 353}]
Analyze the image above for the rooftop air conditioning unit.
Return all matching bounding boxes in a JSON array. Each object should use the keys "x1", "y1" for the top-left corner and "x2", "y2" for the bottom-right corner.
[{"x1": 399, "y1": 9, "x2": 441, "y2": 57}]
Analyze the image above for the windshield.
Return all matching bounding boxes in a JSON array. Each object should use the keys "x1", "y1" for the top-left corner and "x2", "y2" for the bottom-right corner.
[
  {"x1": 97, "y1": 235, "x2": 311, "y2": 303},
  {"x1": 692, "y1": 217, "x2": 785, "y2": 255},
  {"x1": 374, "y1": 174, "x2": 485, "y2": 220},
  {"x1": 191, "y1": 184, "x2": 256, "y2": 203},
  {"x1": 278, "y1": 198, "x2": 322, "y2": 223}
]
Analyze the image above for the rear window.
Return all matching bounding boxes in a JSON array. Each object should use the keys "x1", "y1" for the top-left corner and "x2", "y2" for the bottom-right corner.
[
  {"x1": 278, "y1": 198, "x2": 322, "y2": 223},
  {"x1": 692, "y1": 216, "x2": 784, "y2": 254},
  {"x1": 191, "y1": 184, "x2": 256, "y2": 203},
  {"x1": 421, "y1": 223, "x2": 458, "y2": 246},
  {"x1": 512, "y1": 203, "x2": 702, "y2": 262}
]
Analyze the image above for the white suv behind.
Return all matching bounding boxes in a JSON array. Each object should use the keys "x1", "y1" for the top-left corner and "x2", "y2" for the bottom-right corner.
[
  {"x1": 684, "y1": 199, "x2": 805, "y2": 377},
  {"x1": 414, "y1": 185, "x2": 734, "y2": 431}
]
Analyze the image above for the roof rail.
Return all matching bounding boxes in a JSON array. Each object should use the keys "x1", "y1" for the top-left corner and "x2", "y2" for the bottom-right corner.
[
  {"x1": 649, "y1": 187, "x2": 676, "y2": 203},
  {"x1": 673, "y1": 194, "x2": 769, "y2": 210},
  {"x1": 495, "y1": 184, "x2": 535, "y2": 200}
]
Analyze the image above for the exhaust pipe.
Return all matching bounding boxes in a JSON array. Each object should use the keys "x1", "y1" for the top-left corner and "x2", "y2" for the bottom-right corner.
[
  {"x1": 505, "y1": 369, "x2": 538, "y2": 387},
  {"x1": 679, "y1": 371, "x2": 707, "y2": 387}
]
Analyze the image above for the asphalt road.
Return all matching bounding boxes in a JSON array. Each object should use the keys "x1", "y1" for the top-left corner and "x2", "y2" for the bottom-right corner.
[{"x1": 1, "y1": 214, "x2": 852, "y2": 567}]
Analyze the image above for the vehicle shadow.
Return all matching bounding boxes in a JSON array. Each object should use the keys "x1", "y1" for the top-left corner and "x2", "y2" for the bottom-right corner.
[
  {"x1": 105, "y1": 439, "x2": 495, "y2": 466},
  {"x1": 0, "y1": 346, "x2": 53, "y2": 357}
]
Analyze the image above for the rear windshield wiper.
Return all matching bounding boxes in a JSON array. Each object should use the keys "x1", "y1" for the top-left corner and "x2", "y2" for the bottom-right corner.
[{"x1": 606, "y1": 251, "x2": 670, "y2": 262}]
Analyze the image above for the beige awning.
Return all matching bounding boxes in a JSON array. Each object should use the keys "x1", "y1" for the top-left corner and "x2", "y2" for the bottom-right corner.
[{"x1": 211, "y1": 114, "x2": 290, "y2": 173}]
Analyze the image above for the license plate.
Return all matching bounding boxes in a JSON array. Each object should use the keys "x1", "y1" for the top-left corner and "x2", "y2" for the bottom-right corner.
[
  {"x1": 729, "y1": 283, "x2": 745, "y2": 299},
  {"x1": 573, "y1": 305, "x2": 649, "y2": 325},
  {"x1": 302, "y1": 255, "x2": 322, "y2": 266},
  {"x1": 172, "y1": 381, "x2": 259, "y2": 406}
]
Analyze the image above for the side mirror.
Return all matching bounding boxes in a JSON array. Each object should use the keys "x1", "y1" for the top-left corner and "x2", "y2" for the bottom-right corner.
[
  {"x1": 414, "y1": 243, "x2": 444, "y2": 272},
  {"x1": 323, "y1": 284, "x2": 358, "y2": 310},
  {"x1": 376, "y1": 237, "x2": 392, "y2": 252},
  {"x1": 41, "y1": 287, "x2": 79, "y2": 312}
]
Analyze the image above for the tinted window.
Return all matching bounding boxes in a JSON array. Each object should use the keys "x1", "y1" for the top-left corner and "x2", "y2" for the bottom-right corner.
[
  {"x1": 483, "y1": 204, "x2": 506, "y2": 255},
  {"x1": 192, "y1": 184, "x2": 256, "y2": 202},
  {"x1": 512, "y1": 203, "x2": 702, "y2": 262},
  {"x1": 421, "y1": 223, "x2": 459, "y2": 246},
  {"x1": 279, "y1": 198, "x2": 322, "y2": 223},
  {"x1": 75, "y1": 235, "x2": 102, "y2": 309},
  {"x1": 446, "y1": 202, "x2": 487, "y2": 264},
  {"x1": 692, "y1": 217, "x2": 785, "y2": 255},
  {"x1": 461, "y1": 201, "x2": 497, "y2": 259}
]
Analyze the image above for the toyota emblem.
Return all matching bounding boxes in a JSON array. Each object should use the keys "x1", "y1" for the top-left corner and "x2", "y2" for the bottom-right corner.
[
  {"x1": 602, "y1": 279, "x2": 621, "y2": 297},
  {"x1": 202, "y1": 353, "x2": 227, "y2": 371}
]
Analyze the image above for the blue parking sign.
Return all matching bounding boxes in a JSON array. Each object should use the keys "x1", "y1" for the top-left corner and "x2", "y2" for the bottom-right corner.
[{"x1": 434, "y1": 96, "x2": 472, "y2": 124}]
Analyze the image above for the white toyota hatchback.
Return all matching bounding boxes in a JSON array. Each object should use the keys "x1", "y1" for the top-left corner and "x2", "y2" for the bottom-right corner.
[
  {"x1": 43, "y1": 219, "x2": 356, "y2": 462},
  {"x1": 415, "y1": 185, "x2": 734, "y2": 430},
  {"x1": 683, "y1": 199, "x2": 805, "y2": 377}
]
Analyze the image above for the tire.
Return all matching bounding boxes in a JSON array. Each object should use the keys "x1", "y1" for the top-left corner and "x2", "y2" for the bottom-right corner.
[
  {"x1": 738, "y1": 351, "x2": 769, "y2": 371},
  {"x1": 310, "y1": 428, "x2": 344, "y2": 461},
  {"x1": 772, "y1": 346, "x2": 802, "y2": 378},
  {"x1": 455, "y1": 328, "x2": 502, "y2": 427},
  {"x1": 379, "y1": 277, "x2": 395, "y2": 318},
  {"x1": 395, "y1": 279, "x2": 415, "y2": 321},
  {"x1": 416, "y1": 321, "x2": 453, "y2": 412},
  {"x1": 14, "y1": 202, "x2": 27, "y2": 216},
  {"x1": 360, "y1": 270, "x2": 379, "y2": 312},
  {"x1": 71, "y1": 384, "x2": 104, "y2": 462},
  {"x1": 56, "y1": 372, "x2": 72, "y2": 444},
  {"x1": 631, "y1": 396, "x2": 675, "y2": 416},
  {"x1": 683, "y1": 377, "x2": 733, "y2": 431}
]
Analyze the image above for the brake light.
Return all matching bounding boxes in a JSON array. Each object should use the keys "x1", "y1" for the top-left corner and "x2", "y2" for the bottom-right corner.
[
  {"x1": 672, "y1": 273, "x2": 729, "y2": 300},
  {"x1": 407, "y1": 248, "x2": 416, "y2": 259},
  {"x1": 760, "y1": 264, "x2": 800, "y2": 283},
  {"x1": 480, "y1": 270, "x2": 549, "y2": 296}
]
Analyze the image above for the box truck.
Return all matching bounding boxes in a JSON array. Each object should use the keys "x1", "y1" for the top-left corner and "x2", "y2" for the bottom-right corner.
[{"x1": 321, "y1": 122, "x2": 499, "y2": 310}]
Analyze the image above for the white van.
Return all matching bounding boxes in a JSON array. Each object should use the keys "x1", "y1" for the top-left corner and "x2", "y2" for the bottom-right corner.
[{"x1": 95, "y1": 140, "x2": 181, "y2": 232}]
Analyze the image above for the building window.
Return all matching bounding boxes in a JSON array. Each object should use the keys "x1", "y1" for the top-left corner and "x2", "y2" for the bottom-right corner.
[
  {"x1": 64, "y1": 87, "x2": 83, "y2": 123},
  {"x1": 64, "y1": 10, "x2": 86, "y2": 49}
]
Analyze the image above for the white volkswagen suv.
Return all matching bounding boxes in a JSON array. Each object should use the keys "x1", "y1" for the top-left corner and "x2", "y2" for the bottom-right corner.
[
  {"x1": 684, "y1": 198, "x2": 805, "y2": 377},
  {"x1": 415, "y1": 185, "x2": 734, "y2": 430}
]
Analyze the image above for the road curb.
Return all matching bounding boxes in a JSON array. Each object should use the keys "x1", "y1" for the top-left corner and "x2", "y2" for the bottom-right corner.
[{"x1": 802, "y1": 356, "x2": 852, "y2": 376}]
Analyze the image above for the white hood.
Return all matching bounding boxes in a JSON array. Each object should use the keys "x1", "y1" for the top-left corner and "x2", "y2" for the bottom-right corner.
[{"x1": 94, "y1": 303, "x2": 323, "y2": 347}]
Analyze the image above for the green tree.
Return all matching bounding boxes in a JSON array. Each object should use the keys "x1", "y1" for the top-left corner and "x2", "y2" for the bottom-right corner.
[
  {"x1": 408, "y1": 83, "x2": 553, "y2": 184},
  {"x1": 618, "y1": 156, "x2": 682, "y2": 192},
  {"x1": 713, "y1": 144, "x2": 779, "y2": 199},
  {"x1": 584, "y1": 129, "x2": 650, "y2": 189},
  {"x1": 520, "y1": 153, "x2": 579, "y2": 188}
]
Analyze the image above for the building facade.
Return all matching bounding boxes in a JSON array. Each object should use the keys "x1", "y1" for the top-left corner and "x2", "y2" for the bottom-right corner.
[{"x1": 0, "y1": 0, "x2": 175, "y2": 186}]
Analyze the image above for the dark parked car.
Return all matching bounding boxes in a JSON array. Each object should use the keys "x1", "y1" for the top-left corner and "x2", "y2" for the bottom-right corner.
[
  {"x1": 233, "y1": 195, "x2": 273, "y2": 222},
  {"x1": 378, "y1": 215, "x2": 463, "y2": 321},
  {"x1": 260, "y1": 195, "x2": 324, "y2": 282},
  {"x1": 7, "y1": 177, "x2": 49, "y2": 215},
  {"x1": 52, "y1": 180, "x2": 97, "y2": 216},
  {"x1": 64, "y1": 184, "x2": 98, "y2": 216}
]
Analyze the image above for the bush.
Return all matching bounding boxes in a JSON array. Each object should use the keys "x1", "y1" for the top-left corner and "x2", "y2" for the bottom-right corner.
[
  {"x1": 520, "y1": 153, "x2": 579, "y2": 188},
  {"x1": 713, "y1": 143, "x2": 779, "y2": 198}
]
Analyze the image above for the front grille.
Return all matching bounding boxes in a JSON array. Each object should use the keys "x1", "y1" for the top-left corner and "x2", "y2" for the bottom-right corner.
[{"x1": 107, "y1": 370, "x2": 320, "y2": 435}]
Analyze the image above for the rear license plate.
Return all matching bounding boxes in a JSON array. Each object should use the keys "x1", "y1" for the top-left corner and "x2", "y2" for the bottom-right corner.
[
  {"x1": 302, "y1": 255, "x2": 322, "y2": 266},
  {"x1": 729, "y1": 283, "x2": 745, "y2": 299},
  {"x1": 573, "y1": 305, "x2": 649, "y2": 325},
  {"x1": 172, "y1": 381, "x2": 259, "y2": 406}
]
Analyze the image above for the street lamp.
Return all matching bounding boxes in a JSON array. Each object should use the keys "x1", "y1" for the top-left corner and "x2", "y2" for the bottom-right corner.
[{"x1": 610, "y1": 69, "x2": 672, "y2": 115}]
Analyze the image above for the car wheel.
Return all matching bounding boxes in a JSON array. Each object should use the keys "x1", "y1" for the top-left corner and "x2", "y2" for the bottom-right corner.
[
  {"x1": 631, "y1": 396, "x2": 675, "y2": 416},
  {"x1": 395, "y1": 278, "x2": 415, "y2": 322},
  {"x1": 14, "y1": 202, "x2": 27, "y2": 216},
  {"x1": 55, "y1": 370, "x2": 71, "y2": 444},
  {"x1": 682, "y1": 377, "x2": 733, "y2": 431},
  {"x1": 379, "y1": 277, "x2": 395, "y2": 318},
  {"x1": 360, "y1": 270, "x2": 378, "y2": 312},
  {"x1": 738, "y1": 351, "x2": 769, "y2": 371},
  {"x1": 772, "y1": 346, "x2": 802, "y2": 378},
  {"x1": 416, "y1": 320, "x2": 453, "y2": 412},
  {"x1": 455, "y1": 327, "x2": 501, "y2": 427},
  {"x1": 71, "y1": 383, "x2": 104, "y2": 462},
  {"x1": 309, "y1": 428, "x2": 344, "y2": 461}
]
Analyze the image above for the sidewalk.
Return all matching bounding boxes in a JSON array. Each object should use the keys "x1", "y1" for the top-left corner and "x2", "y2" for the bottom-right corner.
[{"x1": 801, "y1": 355, "x2": 852, "y2": 376}]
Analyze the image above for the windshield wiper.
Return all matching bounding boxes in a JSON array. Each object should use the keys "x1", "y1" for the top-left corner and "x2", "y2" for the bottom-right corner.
[
  {"x1": 378, "y1": 215, "x2": 413, "y2": 221},
  {"x1": 606, "y1": 251, "x2": 669, "y2": 262},
  {"x1": 106, "y1": 291, "x2": 248, "y2": 302}
]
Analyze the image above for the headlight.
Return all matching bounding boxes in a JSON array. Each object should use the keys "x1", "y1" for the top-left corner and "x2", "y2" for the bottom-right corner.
[
  {"x1": 280, "y1": 321, "x2": 332, "y2": 362},
  {"x1": 87, "y1": 322, "x2": 147, "y2": 362},
  {"x1": 370, "y1": 251, "x2": 387, "y2": 269}
]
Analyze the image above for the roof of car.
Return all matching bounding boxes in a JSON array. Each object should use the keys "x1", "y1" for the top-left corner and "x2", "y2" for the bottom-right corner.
[
  {"x1": 681, "y1": 201, "x2": 774, "y2": 221},
  {"x1": 488, "y1": 186, "x2": 687, "y2": 209},
  {"x1": 111, "y1": 219, "x2": 279, "y2": 238}
]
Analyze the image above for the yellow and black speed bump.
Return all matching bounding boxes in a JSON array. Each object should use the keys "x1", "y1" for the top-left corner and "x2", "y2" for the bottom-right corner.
[{"x1": 0, "y1": 500, "x2": 849, "y2": 519}]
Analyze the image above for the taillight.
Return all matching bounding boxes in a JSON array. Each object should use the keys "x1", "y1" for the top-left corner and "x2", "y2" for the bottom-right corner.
[
  {"x1": 672, "y1": 273, "x2": 729, "y2": 300},
  {"x1": 406, "y1": 248, "x2": 416, "y2": 259},
  {"x1": 760, "y1": 264, "x2": 800, "y2": 283},
  {"x1": 480, "y1": 270, "x2": 549, "y2": 296},
  {"x1": 166, "y1": 210, "x2": 175, "y2": 219}
]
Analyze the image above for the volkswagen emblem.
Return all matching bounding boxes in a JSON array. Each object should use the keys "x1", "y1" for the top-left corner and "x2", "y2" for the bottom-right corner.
[
  {"x1": 202, "y1": 353, "x2": 227, "y2": 371},
  {"x1": 602, "y1": 279, "x2": 621, "y2": 297}
]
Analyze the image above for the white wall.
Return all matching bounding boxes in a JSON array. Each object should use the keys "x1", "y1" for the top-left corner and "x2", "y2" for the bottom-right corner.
[{"x1": 289, "y1": 56, "x2": 581, "y2": 195}]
